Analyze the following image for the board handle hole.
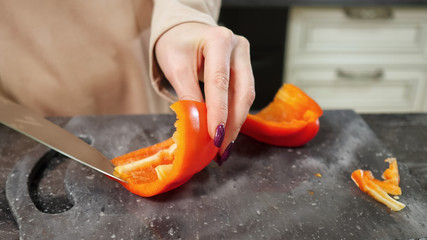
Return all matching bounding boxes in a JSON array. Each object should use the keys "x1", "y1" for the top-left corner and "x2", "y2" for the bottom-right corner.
[{"x1": 27, "y1": 136, "x2": 92, "y2": 214}]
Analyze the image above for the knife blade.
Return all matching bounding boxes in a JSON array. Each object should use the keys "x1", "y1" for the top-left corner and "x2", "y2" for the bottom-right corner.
[{"x1": 0, "y1": 97, "x2": 125, "y2": 183}]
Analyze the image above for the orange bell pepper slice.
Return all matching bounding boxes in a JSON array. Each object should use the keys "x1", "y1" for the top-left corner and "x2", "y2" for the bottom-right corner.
[
  {"x1": 241, "y1": 83, "x2": 323, "y2": 147},
  {"x1": 371, "y1": 158, "x2": 402, "y2": 195},
  {"x1": 111, "y1": 100, "x2": 218, "y2": 197},
  {"x1": 351, "y1": 158, "x2": 405, "y2": 211}
]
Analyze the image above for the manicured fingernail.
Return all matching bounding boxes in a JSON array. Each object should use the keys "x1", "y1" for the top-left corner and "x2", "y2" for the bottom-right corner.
[
  {"x1": 217, "y1": 141, "x2": 234, "y2": 166},
  {"x1": 214, "y1": 124, "x2": 225, "y2": 148}
]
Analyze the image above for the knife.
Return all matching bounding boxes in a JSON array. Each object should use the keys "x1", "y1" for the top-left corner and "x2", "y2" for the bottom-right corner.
[{"x1": 0, "y1": 97, "x2": 125, "y2": 183}]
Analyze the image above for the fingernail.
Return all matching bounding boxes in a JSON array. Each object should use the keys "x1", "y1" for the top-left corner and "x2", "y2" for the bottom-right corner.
[
  {"x1": 214, "y1": 124, "x2": 225, "y2": 148},
  {"x1": 216, "y1": 141, "x2": 234, "y2": 166}
]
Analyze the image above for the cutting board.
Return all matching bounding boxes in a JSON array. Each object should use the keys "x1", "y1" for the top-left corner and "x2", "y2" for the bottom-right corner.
[{"x1": 6, "y1": 111, "x2": 427, "y2": 239}]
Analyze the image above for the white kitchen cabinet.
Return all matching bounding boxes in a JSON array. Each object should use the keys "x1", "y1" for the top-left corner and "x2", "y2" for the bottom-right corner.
[{"x1": 285, "y1": 7, "x2": 427, "y2": 112}]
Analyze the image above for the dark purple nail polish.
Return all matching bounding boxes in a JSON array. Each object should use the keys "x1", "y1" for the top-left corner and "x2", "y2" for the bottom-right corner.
[
  {"x1": 214, "y1": 124, "x2": 225, "y2": 148},
  {"x1": 219, "y1": 141, "x2": 234, "y2": 164}
]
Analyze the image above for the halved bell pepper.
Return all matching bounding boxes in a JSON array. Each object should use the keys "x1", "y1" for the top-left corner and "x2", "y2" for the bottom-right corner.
[
  {"x1": 241, "y1": 84, "x2": 323, "y2": 147},
  {"x1": 351, "y1": 158, "x2": 405, "y2": 211},
  {"x1": 111, "y1": 100, "x2": 218, "y2": 197}
]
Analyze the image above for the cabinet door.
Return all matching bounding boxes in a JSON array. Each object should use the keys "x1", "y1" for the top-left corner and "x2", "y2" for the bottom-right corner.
[
  {"x1": 287, "y1": 67, "x2": 427, "y2": 112},
  {"x1": 286, "y1": 7, "x2": 427, "y2": 63},
  {"x1": 285, "y1": 7, "x2": 427, "y2": 112}
]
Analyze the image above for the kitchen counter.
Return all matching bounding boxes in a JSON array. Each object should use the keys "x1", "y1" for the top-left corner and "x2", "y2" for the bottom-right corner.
[{"x1": 0, "y1": 112, "x2": 426, "y2": 239}]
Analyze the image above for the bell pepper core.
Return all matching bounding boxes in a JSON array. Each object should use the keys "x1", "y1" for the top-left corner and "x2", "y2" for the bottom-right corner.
[
  {"x1": 111, "y1": 100, "x2": 218, "y2": 197},
  {"x1": 241, "y1": 84, "x2": 323, "y2": 147}
]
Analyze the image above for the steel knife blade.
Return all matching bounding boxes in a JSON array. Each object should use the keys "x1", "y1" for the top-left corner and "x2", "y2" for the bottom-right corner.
[{"x1": 0, "y1": 97, "x2": 125, "y2": 183}]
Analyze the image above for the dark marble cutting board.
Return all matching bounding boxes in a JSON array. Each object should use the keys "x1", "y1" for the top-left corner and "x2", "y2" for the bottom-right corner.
[{"x1": 5, "y1": 110, "x2": 427, "y2": 239}]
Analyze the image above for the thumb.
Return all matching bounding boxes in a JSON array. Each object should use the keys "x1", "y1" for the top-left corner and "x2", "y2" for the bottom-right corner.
[
  {"x1": 165, "y1": 65, "x2": 204, "y2": 103},
  {"x1": 155, "y1": 46, "x2": 203, "y2": 102}
]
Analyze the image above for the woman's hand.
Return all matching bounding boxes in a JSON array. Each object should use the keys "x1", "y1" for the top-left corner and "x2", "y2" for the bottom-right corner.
[{"x1": 155, "y1": 22, "x2": 255, "y2": 164}]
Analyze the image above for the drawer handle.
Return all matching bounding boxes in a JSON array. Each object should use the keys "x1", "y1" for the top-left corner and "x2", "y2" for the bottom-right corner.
[
  {"x1": 336, "y1": 68, "x2": 383, "y2": 80},
  {"x1": 344, "y1": 7, "x2": 393, "y2": 20}
]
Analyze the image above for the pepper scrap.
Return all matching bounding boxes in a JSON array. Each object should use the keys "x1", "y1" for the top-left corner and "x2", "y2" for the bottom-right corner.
[
  {"x1": 111, "y1": 100, "x2": 218, "y2": 197},
  {"x1": 241, "y1": 83, "x2": 323, "y2": 147},
  {"x1": 351, "y1": 158, "x2": 405, "y2": 211}
]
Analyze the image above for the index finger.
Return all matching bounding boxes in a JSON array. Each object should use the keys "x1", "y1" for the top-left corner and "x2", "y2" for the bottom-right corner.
[{"x1": 202, "y1": 27, "x2": 236, "y2": 143}]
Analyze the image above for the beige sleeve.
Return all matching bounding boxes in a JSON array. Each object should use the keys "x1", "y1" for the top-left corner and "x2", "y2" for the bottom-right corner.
[{"x1": 149, "y1": 0, "x2": 221, "y2": 102}]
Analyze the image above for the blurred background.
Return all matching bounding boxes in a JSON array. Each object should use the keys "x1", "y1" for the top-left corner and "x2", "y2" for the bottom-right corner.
[{"x1": 219, "y1": 2, "x2": 427, "y2": 113}]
